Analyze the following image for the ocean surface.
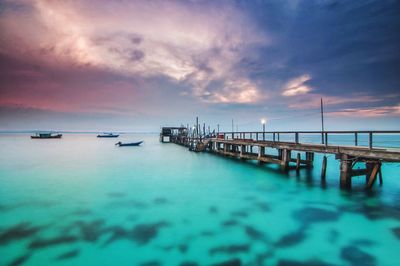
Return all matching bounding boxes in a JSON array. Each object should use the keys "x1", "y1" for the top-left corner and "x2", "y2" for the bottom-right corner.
[{"x1": 0, "y1": 133, "x2": 399, "y2": 266}]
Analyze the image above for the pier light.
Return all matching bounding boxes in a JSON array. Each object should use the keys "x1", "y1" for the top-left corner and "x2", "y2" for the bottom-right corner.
[
  {"x1": 261, "y1": 119, "x2": 266, "y2": 132},
  {"x1": 261, "y1": 119, "x2": 267, "y2": 141}
]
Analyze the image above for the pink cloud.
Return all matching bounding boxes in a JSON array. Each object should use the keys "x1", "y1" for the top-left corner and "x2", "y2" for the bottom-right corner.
[
  {"x1": 287, "y1": 94, "x2": 381, "y2": 109},
  {"x1": 327, "y1": 105, "x2": 400, "y2": 117},
  {"x1": 0, "y1": 0, "x2": 269, "y2": 105},
  {"x1": 282, "y1": 74, "x2": 312, "y2": 96}
]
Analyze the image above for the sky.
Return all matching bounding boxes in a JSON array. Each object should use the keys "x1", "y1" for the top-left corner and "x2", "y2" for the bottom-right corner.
[{"x1": 0, "y1": 0, "x2": 399, "y2": 132}]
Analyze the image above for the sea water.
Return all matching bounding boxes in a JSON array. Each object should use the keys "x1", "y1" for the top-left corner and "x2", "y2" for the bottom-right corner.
[{"x1": 0, "y1": 133, "x2": 399, "y2": 266}]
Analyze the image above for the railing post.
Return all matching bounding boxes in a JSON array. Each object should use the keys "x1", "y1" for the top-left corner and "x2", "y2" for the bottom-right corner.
[
  {"x1": 355, "y1": 132, "x2": 358, "y2": 146},
  {"x1": 273, "y1": 133, "x2": 276, "y2": 142},
  {"x1": 295, "y1": 132, "x2": 299, "y2": 144},
  {"x1": 250, "y1": 132, "x2": 252, "y2": 139},
  {"x1": 263, "y1": 132, "x2": 265, "y2": 141},
  {"x1": 321, "y1": 132, "x2": 325, "y2": 144},
  {"x1": 231, "y1": 132, "x2": 234, "y2": 139},
  {"x1": 277, "y1": 133, "x2": 280, "y2": 141},
  {"x1": 256, "y1": 133, "x2": 259, "y2": 141},
  {"x1": 369, "y1": 132, "x2": 373, "y2": 149}
]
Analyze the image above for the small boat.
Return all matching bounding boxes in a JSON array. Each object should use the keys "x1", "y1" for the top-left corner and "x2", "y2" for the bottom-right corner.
[
  {"x1": 31, "y1": 132, "x2": 62, "y2": 139},
  {"x1": 97, "y1": 133, "x2": 119, "y2": 138},
  {"x1": 115, "y1": 141, "x2": 143, "y2": 147}
]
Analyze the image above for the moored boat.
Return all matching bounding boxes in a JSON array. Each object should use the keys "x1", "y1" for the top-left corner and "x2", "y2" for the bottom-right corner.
[
  {"x1": 31, "y1": 132, "x2": 62, "y2": 139},
  {"x1": 97, "y1": 133, "x2": 119, "y2": 138},
  {"x1": 115, "y1": 141, "x2": 143, "y2": 147}
]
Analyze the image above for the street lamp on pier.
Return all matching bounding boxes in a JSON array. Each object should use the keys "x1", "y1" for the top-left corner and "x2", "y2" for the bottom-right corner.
[{"x1": 261, "y1": 119, "x2": 266, "y2": 141}]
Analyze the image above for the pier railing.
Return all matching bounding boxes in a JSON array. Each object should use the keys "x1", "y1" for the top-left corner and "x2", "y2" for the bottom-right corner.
[{"x1": 220, "y1": 130, "x2": 400, "y2": 150}]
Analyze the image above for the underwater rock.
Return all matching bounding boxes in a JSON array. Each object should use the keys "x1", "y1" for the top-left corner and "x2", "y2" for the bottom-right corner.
[
  {"x1": 132, "y1": 222, "x2": 169, "y2": 245},
  {"x1": 221, "y1": 219, "x2": 239, "y2": 227},
  {"x1": 107, "y1": 199, "x2": 147, "y2": 209},
  {"x1": 391, "y1": 227, "x2": 400, "y2": 240},
  {"x1": 178, "y1": 243, "x2": 188, "y2": 253},
  {"x1": 0, "y1": 223, "x2": 42, "y2": 245},
  {"x1": 255, "y1": 202, "x2": 270, "y2": 212},
  {"x1": 105, "y1": 221, "x2": 170, "y2": 245},
  {"x1": 244, "y1": 225, "x2": 266, "y2": 241},
  {"x1": 350, "y1": 239, "x2": 375, "y2": 247},
  {"x1": 153, "y1": 197, "x2": 169, "y2": 205},
  {"x1": 200, "y1": 230, "x2": 215, "y2": 237},
  {"x1": 29, "y1": 235, "x2": 78, "y2": 249},
  {"x1": 8, "y1": 253, "x2": 31, "y2": 266},
  {"x1": 210, "y1": 258, "x2": 241, "y2": 266},
  {"x1": 339, "y1": 204, "x2": 400, "y2": 221},
  {"x1": 231, "y1": 210, "x2": 248, "y2": 218},
  {"x1": 327, "y1": 229, "x2": 339, "y2": 244},
  {"x1": 277, "y1": 259, "x2": 334, "y2": 266},
  {"x1": 180, "y1": 262, "x2": 199, "y2": 266},
  {"x1": 55, "y1": 249, "x2": 80, "y2": 260},
  {"x1": 140, "y1": 260, "x2": 162, "y2": 266},
  {"x1": 209, "y1": 206, "x2": 218, "y2": 214},
  {"x1": 209, "y1": 244, "x2": 250, "y2": 255},
  {"x1": 275, "y1": 229, "x2": 306, "y2": 247},
  {"x1": 340, "y1": 246, "x2": 376, "y2": 266},
  {"x1": 293, "y1": 207, "x2": 340, "y2": 226},
  {"x1": 74, "y1": 219, "x2": 105, "y2": 242}
]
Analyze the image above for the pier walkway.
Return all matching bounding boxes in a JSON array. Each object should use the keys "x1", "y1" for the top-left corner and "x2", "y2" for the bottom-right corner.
[{"x1": 160, "y1": 128, "x2": 400, "y2": 189}]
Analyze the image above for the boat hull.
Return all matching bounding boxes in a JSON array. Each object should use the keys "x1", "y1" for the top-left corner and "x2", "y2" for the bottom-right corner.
[
  {"x1": 97, "y1": 135, "x2": 119, "y2": 138},
  {"x1": 116, "y1": 141, "x2": 143, "y2": 147},
  {"x1": 31, "y1": 134, "x2": 62, "y2": 139}
]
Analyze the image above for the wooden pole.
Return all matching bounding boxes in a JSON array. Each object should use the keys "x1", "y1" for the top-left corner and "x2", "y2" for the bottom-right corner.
[
  {"x1": 321, "y1": 155, "x2": 327, "y2": 180},
  {"x1": 354, "y1": 132, "x2": 358, "y2": 146},
  {"x1": 296, "y1": 153, "x2": 301, "y2": 172},
  {"x1": 366, "y1": 162, "x2": 381, "y2": 189},
  {"x1": 321, "y1": 98, "x2": 325, "y2": 144},
  {"x1": 196, "y1": 117, "x2": 199, "y2": 138},
  {"x1": 369, "y1": 132, "x2": 373, "y2": 149},
  {"x1": 340, "y1": 154, "x2": 352, "y2": 189}
]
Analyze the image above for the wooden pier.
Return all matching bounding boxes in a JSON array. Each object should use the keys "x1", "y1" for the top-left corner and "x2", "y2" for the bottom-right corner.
[{"x1": 160, "y1": 128, "x2": 400, "y2": 189}]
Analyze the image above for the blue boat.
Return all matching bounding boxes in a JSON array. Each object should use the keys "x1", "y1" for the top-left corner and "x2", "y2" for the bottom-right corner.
[
  {"x1": 115, "y1": 141, "x2": 143, "y2": 147},
  {"x1": 97, "y1": 133, "x2": 119, "y2": 138}
]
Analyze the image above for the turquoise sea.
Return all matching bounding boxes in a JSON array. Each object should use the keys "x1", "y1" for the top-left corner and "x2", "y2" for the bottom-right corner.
[{"x1": 1, "y1": 133, "x2": 400, "y2": 266}]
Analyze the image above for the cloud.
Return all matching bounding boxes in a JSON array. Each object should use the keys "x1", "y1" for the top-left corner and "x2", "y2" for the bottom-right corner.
[
  {"x1": 0, "y1": 0, "x2": 268, "y2": 104},
  {"x1": 287, "y1": 94, "x2": 381, "y2": 109},
  {"x1": 327, "y1": 105, "x2": 400, "y2": 117},
  {"x1": 282, "y1": 74, "x2": 312, "y2": 96}
]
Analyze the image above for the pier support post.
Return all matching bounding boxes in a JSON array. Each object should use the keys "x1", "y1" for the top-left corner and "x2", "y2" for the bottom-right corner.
[
  {"x1": 321, "y1": 155, "x2": 327, "y2": 180},
  {"x1": 296, "y1": 153, "x2": 301, "y2": 172},
  {"x1": 258, "y1": 146, "x2": 265, "y2": 158},
  {"x1": 366, "y1": 161, "x2": 381, "y2": 189},
  {"x1": 305, "y1": 152, "x2": 314, "y2": 167},
  {"x1": 240, "y1": 145, "x2": 246, "y2": 159},
  {"x1": 281, "y1": 149, "x2": 291, "y2": 171},
  {"x1": 340, "y1": 154, "x2": 352, "y2": 189},
  {"x1": 278, "y1": 149, "x2": 282, "y2": 160}
]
